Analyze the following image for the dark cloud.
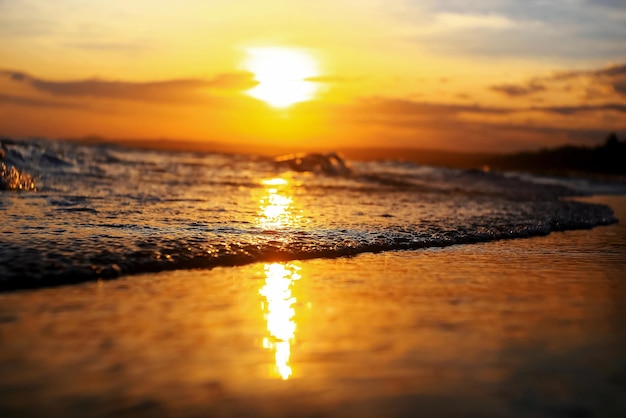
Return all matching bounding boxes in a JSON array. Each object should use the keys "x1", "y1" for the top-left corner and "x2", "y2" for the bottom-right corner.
[
  {"x1": 532, "y1": 103, "x2": 626, "y2": 115},
  {"x1": 491, "y1": 81, "x2": 546, "y2": 97},
  {"x1": 489, "y1": 62, "x2": 626, "y2": 99},
  {"x1": 8, "y1": 71, "x2": 27, "y2": 81},
  {"x1": 1, "y1": 70, "x2": 257, "y2": 102},
  {"x1": 0, "y1": 93, "x2": 85, "y2": 109},
  {"x1": 355, "y1": 98, "x2": 512, "y2": 116},
  {"x1": 551, "y1": 63, "x2": 626, "y2": 80},
  {"x1": 612, "y1": 80, "x2": 626, "y2": 96},
  {"x1": 595, "y1": 64, "x2": 626, "y2": 77},
  {"x1": 594, "y1": 65, "x2": 626, "y2": 96},
  {"x1": 552, "y1": 63, "x2": 626, "y2": 98},
  {"x1": 346, "y1": 98, "x2": 626, "y2": 127}
]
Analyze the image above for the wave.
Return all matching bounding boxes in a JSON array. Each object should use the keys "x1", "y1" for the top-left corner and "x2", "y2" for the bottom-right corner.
[
  {"x1": 0, "y1": 137, "x2": 621, "y2": 291},
  {"x1": 1, "y1": 141, "x2": 36, "y2": 191},
  {"x1": 0, "y1": 198, "x2": 616, "y2": 292}
]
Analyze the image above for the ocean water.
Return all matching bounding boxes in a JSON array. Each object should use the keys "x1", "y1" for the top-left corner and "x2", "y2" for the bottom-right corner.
[{"x1": 0, "y1": 137, "x2": 623, "y2": 291}]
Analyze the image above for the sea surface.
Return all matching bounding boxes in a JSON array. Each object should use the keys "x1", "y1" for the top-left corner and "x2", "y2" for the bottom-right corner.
[{"x1": 1, "y1": 137, "x2": 624, "y2": 291}]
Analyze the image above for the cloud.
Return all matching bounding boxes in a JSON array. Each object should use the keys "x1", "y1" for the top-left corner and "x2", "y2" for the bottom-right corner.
[
  {"x1": 420, "y1": 0, "x2": 626, "y2": 26},
  {"x1": 491, "y1": 81, "x2": 546, "y2": 97},
  {"x1": 405, "y1": 1, "x2": 626, "y2": 60},
  {"x1": 489, "y1": 62, "x2": 626, "y2": 100},
  {"x1": 548, "y1": 63, "x2": 626, "y2": 98},
  {"x1": 0, "y1": 93, "x2": 85, "y2": 109},
  {"x1": 354, "y1": 98, "x2": 512, "y2": 117},
  {"x1": 586, "y1": 0, "x2": 625, "y2": 9},
  {"x1": 433, "y1": 13, "x2": 516, "y2": 30},
  {"x1": 533, "y1": 103, "x2": 626, "y2": 115},
  {"x1": 595, "y1": 63, "x2": 626, "y2": 77},
  {"x1": 551, "y1": 63, "x2": 626, "y2": 80},
  {"x1": 590, "y1": 64, "x2": 626, "y2": 97},
  {"x1": 613, "y1": 80, "x2": 626, "y2": 96},
  {"x1": 335, "y1": 96, "x2": 625, "y2": 150},
  {"x1": 1, "y1": 70, "x2": 258, "y2": 102},
  {"x1": 349, "y1": 98, "x2": 626, "y2": 127}
]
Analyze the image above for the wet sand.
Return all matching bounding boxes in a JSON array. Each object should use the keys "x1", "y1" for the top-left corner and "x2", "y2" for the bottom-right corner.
[{"x1": 1, "y1": 195, "x2": 625, "y2": 418}]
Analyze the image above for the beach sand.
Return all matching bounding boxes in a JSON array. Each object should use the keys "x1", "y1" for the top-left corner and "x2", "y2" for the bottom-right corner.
[{"x1": 1, "y1": 195, "x2": 625, "y2": 418}]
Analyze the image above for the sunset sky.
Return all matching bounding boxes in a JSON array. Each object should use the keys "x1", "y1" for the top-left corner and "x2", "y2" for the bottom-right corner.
[{"x1": 1, "y1": 0, "x2": 625, "y2": 152}]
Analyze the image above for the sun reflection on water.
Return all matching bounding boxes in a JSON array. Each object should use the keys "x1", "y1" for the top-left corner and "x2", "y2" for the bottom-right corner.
[
  {"x1": 259, "y1": 263, "x2": 301, "y2": 380},
  {"x1": 258, "y1": 177, "x2": 300, "y2": 230}
]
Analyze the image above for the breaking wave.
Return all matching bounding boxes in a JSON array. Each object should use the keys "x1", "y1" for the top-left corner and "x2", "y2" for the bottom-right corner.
[{"x1": 0, "y1": 137, "x2": 622, "y2": 291}]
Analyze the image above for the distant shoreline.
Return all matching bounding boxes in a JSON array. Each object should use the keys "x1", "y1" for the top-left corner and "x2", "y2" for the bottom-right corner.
[
  {"x1": 73, "y1": 133, "x2": 626, "y2": 177},
  {"x1": 4, "y1": 134, "x2": 626, "y2": 179}
]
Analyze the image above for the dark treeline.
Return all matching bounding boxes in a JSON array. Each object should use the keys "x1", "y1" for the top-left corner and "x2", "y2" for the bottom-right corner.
[
  {"x1": 486, "y1": 133, "x2": 626, "y2": 175},
  {"x1": 341, "y1": 133, "x2": 626, "y2": 176}
]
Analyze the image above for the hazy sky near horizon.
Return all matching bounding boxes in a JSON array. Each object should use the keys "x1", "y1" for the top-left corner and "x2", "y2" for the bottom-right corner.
[{"x1": 1, "y1": 0, "x2": 625, "y2": 152}]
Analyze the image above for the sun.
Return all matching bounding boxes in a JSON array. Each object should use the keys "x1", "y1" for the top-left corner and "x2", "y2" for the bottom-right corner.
[{"x1": 244, "y1": 47, "x2": 320, "y2": 108}]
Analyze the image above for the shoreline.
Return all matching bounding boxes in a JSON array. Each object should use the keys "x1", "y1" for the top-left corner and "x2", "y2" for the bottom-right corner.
[
  {"x1": 0, "y1": 194, "x2": 620, "y2": 294},
  {"x1": 1, "y1": 195, "x2": 625, "y2": 417}
]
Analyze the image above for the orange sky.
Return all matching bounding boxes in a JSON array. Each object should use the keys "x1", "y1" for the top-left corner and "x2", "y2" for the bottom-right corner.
[{"x1": 1, "y1": 0, "x2": 625, "y2": 152}]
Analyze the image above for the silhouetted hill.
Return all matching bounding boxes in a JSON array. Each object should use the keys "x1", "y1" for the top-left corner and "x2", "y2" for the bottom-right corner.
[
  {"x1": 486, "y1": 133, "x2": 626, "y2": 176},
  {"x1": 341, "y1": 133, "x2": 626, "y2": 177}
]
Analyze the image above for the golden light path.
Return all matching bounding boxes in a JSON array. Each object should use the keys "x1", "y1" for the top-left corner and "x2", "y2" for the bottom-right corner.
[
  {"x1": 244, "y1": 47, "x2": 320, "y2": 108},
  {"x1": 259, "y1": 263, "x2": 301, "y2": 380},
  {"x1": 258, "y1": 177, "x2": 300, "y2": 230},
  {"x1": 256, "y1": 177, "x2": 304, "y2": 379}
]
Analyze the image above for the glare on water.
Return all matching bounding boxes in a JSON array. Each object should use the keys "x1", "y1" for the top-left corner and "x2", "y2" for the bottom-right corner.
[
  {"x1": 259, "y1": 263, "x2": 301, "y2": 380},
  {"x1": 257, "y1": 177, "x2": 301, "y2": 231}
]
